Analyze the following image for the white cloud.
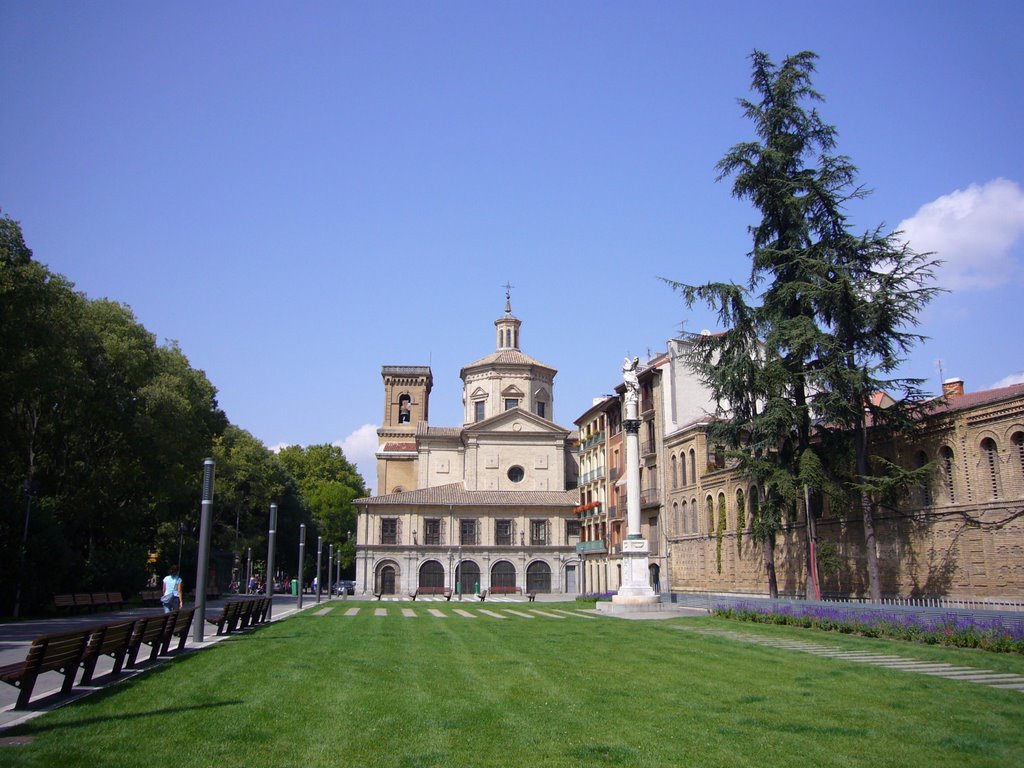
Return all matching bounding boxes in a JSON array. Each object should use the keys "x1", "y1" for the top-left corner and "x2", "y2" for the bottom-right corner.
[
  {"x1": 993, "y1": 372, "x2": 1024, "y2": 388},
  {"x1": 334, "y1": 424, "x2": 380, "y2": 495},
  {"x1": 898, "y1": 178, "x2": 1024, "y2": 290},
  {"x1": 268, "y1": 442, "x2": 296, "y2": 454}
]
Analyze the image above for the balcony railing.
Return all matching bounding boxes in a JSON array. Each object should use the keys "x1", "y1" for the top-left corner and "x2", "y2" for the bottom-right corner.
[
  {"x1": 640, "y1": 486, "x2": 661, "y2": 506},
  {"x1": 580, "y1": 431, "x2": 606, "y2": 452},
  {"x1": 576, "y1": 540, "x2": 608, "y2": 555}
]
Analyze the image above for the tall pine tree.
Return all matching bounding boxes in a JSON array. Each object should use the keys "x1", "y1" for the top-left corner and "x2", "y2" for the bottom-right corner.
[{"x1": 668, "y1": 51, "x2": 939, "y2": 601}]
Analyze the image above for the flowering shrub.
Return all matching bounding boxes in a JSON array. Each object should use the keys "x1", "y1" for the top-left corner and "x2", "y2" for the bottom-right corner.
[
  {"x1": 577, "y1": 592, "x2": 616, "y2": 602},
  {"x1": 713, "y1": 602, "x2": 1024, "y2": 654}
]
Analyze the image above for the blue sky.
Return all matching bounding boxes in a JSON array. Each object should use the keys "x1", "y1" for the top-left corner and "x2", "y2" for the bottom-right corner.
[{"x1": 3, "y1": 2, "x2": 1022, "y2": 493}]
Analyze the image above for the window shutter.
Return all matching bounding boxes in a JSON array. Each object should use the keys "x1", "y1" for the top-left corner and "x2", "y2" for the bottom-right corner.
[
  {"x1": 440, "y1": 518, "x2": 446, "y2": 545},
  {"x1": 396, "y1": 517, "x2": 403, "y2": 544}
]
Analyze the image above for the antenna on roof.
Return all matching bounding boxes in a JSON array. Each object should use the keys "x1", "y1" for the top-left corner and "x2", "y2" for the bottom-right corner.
[{"x1": 936, "y1": 359, "x2": 945, "y2": 395}]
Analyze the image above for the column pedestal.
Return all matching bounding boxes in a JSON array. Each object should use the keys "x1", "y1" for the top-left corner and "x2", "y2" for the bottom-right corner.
[{"x1": 612, "y1": 537, "x2": 659, "y2": 605}]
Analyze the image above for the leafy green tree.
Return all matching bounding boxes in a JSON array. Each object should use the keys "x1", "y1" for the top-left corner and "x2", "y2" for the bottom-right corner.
[
  {"x1": 668, "y1": 51, "x2": 938, "y2": 601},
  {"x1": 277, "y1": 444, "x2": 366, "y2": 574},
  {"x1": 1, "y1": 213, "x2": 228, "y2": 612}
]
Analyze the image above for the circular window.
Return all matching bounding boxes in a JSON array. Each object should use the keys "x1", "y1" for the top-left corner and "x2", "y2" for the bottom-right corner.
[{"x1": 507, "y1": 466, "x2": 525, "y2": 483}]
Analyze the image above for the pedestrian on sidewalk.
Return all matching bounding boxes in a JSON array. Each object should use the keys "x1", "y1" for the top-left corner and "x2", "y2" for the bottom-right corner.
[{"x1": 161, "y1": 564, "x2": 183, "y2": 613}]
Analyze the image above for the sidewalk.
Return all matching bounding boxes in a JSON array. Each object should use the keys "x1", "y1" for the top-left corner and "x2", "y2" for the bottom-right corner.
[{"x1": 0, "y1": 593, "x2": 317, "y2": 730}]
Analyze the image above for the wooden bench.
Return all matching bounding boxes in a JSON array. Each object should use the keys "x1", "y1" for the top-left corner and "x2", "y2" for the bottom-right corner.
[
  {"x1": 127, "y1": 613, "x2": 172, "y2": 667},
  {"x1": 527, "y1": 592, "x2": 537, "y2": 602},
  {"x1": 98, "y1": 591, "x2": 124, "y2": 610},
  {"x1": 161, "y1": 607, "x2": 196, "y2": 654},
  {"x1": 139, "y1": 589, "x2": 163, "y2": 605},
  {"x1": 205, "y1": 601, "x2": 242, "y2": 635},
  {"x1": 73, "y1": 593, "x2": 96, "y2": 612},
  {"x1": 80, "y1": 620, "x2": 136, "y2": 685},
  {"x1": 0, "y1": 628, "x2": 92, "y2": 709},
  {"x1": 477, "y1": 590, "x2": 488, "y2": 602},
  {"x1": 54, "y1": 594, "x2": 77, "y2": 612},
  {"x1": 249, "y1": 596, "x2": 269, "y2": 625}
]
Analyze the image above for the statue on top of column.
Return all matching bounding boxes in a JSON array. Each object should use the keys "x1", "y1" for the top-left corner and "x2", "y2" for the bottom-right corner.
[{"x1": 622, "y1": 357, "x2": 640, "y2": 404}]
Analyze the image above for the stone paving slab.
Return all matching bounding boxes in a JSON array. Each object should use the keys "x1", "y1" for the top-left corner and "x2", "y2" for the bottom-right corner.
[
  {"x1": 673, "y1": 626, "x2": 1024, "y2": 693},
  {"x1": 374, "y1": 608, "x2": 387, "y2": 617},
  {"x1": 528, "y1": 610, "x2": 564, "y2": 619},
  {"x1": 453, "y1": 610, "x2": 476, "y2": 618},
  {"x1": 401, "y1": 609, "x2": 416, "y2": 617},
  {"x1": 427, "y1": 609, "x2": 446, "y2": 618},
  {"x1": 503, "y1": 610, "x2": 534, "y2": 619},
  {"x1": 345, "y1": 608, "x2": 360, "y2": 617},
  {"x1": 313, "y1": 607, "x2": 333, "y2": 616},
  {"x1": 478, "y1": 610, "x2": 506, "y2": 619},
  {"x1": 550, "y1": 609, "x2": 598, "y2": 619}
]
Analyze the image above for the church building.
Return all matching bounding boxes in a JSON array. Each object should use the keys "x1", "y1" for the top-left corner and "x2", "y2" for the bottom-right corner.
[{"x1": 354, "y1": 294, "x2": 581, "y2": 597}]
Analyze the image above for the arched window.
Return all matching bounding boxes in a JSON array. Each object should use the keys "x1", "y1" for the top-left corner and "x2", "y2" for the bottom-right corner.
[
  {"x1": 418, "y1": 560, "x2": 445, "y2": 593},
  {"x1": 705, "y1": 495, "x2": 714, "y2": 535},
  {"x1": 673, "y1": 501, "x2": 680, "y2": 535},
  {"x1": 680, "y1": 500, "x2": 688, "y2": 534},
  {"x1": 982, "y1": 438, "x2": 1000, "y2": 499},
  {"x1": 689, "y1": 449, "x2": 697, "y2": 483},
  {"x1": 914, "y1": 450, "x2": 932, "y2": 506},
  {"x1": 1014, "y1": 432, "x2": 1024, "y2": 491},
  {"x1": 671, "y1": 455, "x2": 678, "y2": 489},
  {"x1": 456, "y1": 560, "x2": 481, "y2": 595},
  {"x1": 736, "y1": 487, "x2": 746, "y2": 531},
  {"x1": 491, "y1": 561, "x2": 517, "y2": 593},
  {"x1": 718, "y1": 492, "x2": 727, "y2": 531},
  {"x1": 398, "y1": 393, "x2": 412, "y2": 423},
  {"x1": 940, "y1": 446, "x2": 956, "y2": 503},
  {"x1": 691, "y1": 497, "x2": 699, "y2": 534},
  {"x1": 749, "y1": 488, "x2": 759, "y2": 531},
  {"x1": 680, "y1": 452, "x2": 687, "y2": 486},
  {"x1": 526, "y1": 561, "x2": 552, "y2": 593}
]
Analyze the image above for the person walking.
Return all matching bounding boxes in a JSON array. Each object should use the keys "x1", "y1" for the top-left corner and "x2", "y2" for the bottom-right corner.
[{"x1": 161, "y1": 564, "x2": 184, "y2": 613}]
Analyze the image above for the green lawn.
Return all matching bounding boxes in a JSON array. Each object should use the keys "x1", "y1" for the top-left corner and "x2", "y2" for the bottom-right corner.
[{"x1": 3, "y1": 604, "x2": 1023, "y2": 767}]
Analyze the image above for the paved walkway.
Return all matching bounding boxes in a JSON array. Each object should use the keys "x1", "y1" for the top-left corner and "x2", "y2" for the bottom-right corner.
[{"x1": 673, "y1": 625, "x2": 1024, "y2": 693}]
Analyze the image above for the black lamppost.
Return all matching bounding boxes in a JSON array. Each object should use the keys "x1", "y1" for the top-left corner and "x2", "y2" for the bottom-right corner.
[{"x1": 12, "y1": 479, "x2": 38, "y2": 618}]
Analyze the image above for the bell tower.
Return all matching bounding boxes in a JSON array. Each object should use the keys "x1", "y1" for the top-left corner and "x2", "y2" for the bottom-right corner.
[
  {"x1": 376, "y1": 366, "x2": 432, "y2": 496},
  {"x1": 381, "y1": 366, "x2": 432, "y2": 428}
]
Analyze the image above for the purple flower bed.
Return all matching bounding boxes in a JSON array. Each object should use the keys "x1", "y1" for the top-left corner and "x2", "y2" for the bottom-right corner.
[
  {"x1": 713, "y1": 602, "x2": 1024, "y2": 654},
  {"x1": 577, "y1": 592, "x2": 616, "y2": 602}
]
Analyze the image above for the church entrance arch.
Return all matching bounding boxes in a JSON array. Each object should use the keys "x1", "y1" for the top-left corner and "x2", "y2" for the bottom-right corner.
[
  {"x1": 375, "y1": 561, "x2": 399, "y2": 595},
  {"x1": 418, "y1": 560, "x2": 445, "y2": 594},
  {"x1": 526, "y1": 560, "x2": 552, "y2": 594},
  {"x1": 490, "y1": 560, "x2": 517, "y2": 594},
  {"x1": 456, "y1": 560, "x2": 481, "y2": 596}
]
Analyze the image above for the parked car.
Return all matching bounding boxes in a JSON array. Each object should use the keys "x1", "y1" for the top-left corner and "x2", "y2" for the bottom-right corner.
[{"x1": 335, "y1": 580, "x2": 356, "y2": 595}]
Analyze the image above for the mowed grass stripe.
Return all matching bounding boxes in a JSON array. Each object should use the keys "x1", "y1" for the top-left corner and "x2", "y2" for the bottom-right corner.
[{"x1": 3, "y1": 610, "x2": 1023, "y2": 767}]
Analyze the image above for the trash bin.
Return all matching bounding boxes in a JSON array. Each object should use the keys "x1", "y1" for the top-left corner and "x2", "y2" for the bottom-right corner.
[{"x1": 291, "y1": 578, "x2": 298, "y2": 596}]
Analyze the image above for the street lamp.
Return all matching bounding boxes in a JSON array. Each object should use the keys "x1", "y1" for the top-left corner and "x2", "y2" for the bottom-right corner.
[
  {"x1": 297, "y1": 524, "x2": 306, "y2": 610},
  {"x1": 12, "y1": 479, "x2": 38, "y2": 618}
]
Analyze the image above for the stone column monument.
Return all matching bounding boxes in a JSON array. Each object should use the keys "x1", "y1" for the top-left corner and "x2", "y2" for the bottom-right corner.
[{"x1": 612, "y1": 357, "x2": 660, "y2": 606}]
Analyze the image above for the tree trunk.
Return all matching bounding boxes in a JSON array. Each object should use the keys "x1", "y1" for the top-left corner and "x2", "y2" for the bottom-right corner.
[
  {"x1": 763, "y1": 533, "x2": 778, "y2": 599},
  {"x1": 804, "y1": 485, "x2": 821, "y2": 600},
  {"x1": 856, "y1": 424, "x2": 882, "y2": 602}
]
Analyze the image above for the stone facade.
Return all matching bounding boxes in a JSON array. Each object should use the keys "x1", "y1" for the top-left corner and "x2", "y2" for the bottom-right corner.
[
  {"x1": 355, "y1": 297, "x2": 582, "y2": 597},
  {"x1": 661, "y1": 377, "x2": 1024, "y2": 601}
]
